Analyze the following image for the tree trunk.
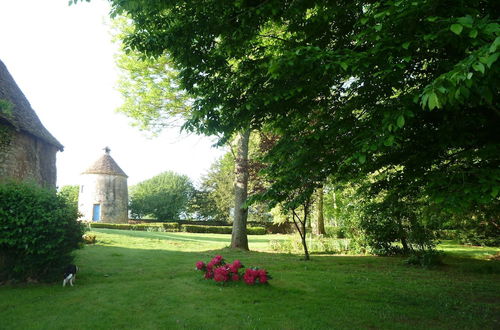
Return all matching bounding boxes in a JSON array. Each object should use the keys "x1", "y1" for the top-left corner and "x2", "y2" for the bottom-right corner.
[
  {"x1": 292, "y1": 201, "x2": 311, "y2": 261},
  {"x1": 315, "y1": 186, "x2": 326, "y2": 235},
  {"x1": 231, "y1": 129, "x2": 250, "y2": 250}
]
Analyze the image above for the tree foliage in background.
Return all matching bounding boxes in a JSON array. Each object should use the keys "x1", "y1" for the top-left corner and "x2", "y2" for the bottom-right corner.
[
  {"x1": 129, "y1": 171, "x2": 194, "y2": 221},
  {"x1": 190, "y1": 153, "x2": 234, "y2": 222},
  {"x1": 58, "y1": 185, "x2": 79, "y2": 210},
  {"x1": 74, "y1": 0, "x2": 499, "y2": 251}
]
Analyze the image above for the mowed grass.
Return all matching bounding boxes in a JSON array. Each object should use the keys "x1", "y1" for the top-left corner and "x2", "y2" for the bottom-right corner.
[{"x1": 0, "y1": 229, "x2": 498, "y2": 330}]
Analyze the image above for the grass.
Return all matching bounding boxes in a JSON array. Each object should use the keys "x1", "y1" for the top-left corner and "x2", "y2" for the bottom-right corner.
[{"x1": 0, "y1": 229, "x2": 498, "y2": 329}]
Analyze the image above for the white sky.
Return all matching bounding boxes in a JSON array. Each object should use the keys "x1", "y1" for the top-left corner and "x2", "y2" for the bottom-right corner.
[{"x1": 0, "y1": 0, "x2": 226, "y2": 187}]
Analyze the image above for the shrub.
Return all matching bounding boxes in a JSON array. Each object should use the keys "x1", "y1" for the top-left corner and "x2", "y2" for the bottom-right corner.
[
  {"x1": 90, "y1": 222, "x2": 265, "y2": 235},
  {"x1": 182, "y1": 224, "x2": 232, "y2": 234},
  {"x1": 247, "y1": 227, "x2": 267, "y2": 235},
  {"x1": 182, "y1": 224, "x2": 266, "y2": 235},
  {"x1": 0, "y1": 181, "x2": 84, "y2": 282},
  {"x1": 404, "y1": 250, "x2": 444, "y2": 268}
]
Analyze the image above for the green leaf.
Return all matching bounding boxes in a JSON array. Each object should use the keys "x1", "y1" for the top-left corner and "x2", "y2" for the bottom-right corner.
[
  {"x1": 490, "y1": 37, "x2": 500, "y2": 53},
  {"x1": 397, "y1": 115, "x2": 405, "y2": 128},
  {"x1": 483, "y1": 53, "x2": 499, "y2": 68},
  {"x1": 450, "y1": 24, "x2": 463, "y2": 35},
  {"x1": 428, "y1": 92, "x2": 440, "y2": 110},
  {"x1": 472, "y1": 62, "x2": 485, "y2": 74},
  {"x1": 358, "y1": 154, "x2": 366, "y2": 164},
  {"x1": 340, "y1": 62, "x2": 348, "y2": 71},
  {"x1": 468, "y1": 29, "x2": 478, "y2": 38},
  {"x1": 402, "y1": 42, "x2": 410, "y2": 50},
  {"x1": 384, "y1": 135, "x2": 395, "y2": 146},
  {"x1": 491, "y1": 186, "x2": 499, "y2": 198}
]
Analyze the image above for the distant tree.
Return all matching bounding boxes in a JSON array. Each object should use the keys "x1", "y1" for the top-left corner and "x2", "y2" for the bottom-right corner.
[
  {"x1": 58, "y1": 185, "x2": 79, "y2": 210},
  {"x1": 129, "y1": 171, "x2": 194, "y2": 221},
  {"x1": 190, "y1": 153, "x2": 235, "y2": 222}
]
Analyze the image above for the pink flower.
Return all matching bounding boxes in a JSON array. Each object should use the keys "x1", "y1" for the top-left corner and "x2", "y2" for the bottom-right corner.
[
  {"x1": 228, "y1": 263, "x2": 239, "y2": 274},
  {"x1": 196, "y1": 261, "x2": 205, "y2": 270},
  {"x1": 214, "y1": 267, "x2": 229, "y2": 282},
  {"x1": 211, "y1": 255, "x2": 224, "y2": 266},
  {"x1": 232, "y1": 274, "x2": 240, "y2": 281},
  {"x1": 204, "y1": 270, "x2": 213, "y2": 279},
  {"x1": 243, "y1": 269, "x2": 257, "y2": 285},
  {"x1": 207, "y1": 261, "x2": 214, "y2": 270},
  {"x1": 232, "y1": 260, "x2": 243, "y2": 269}
]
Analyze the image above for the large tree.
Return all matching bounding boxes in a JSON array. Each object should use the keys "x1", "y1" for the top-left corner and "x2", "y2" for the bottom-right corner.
[
  {"x1": 129, "y1": 171, "x2": 194, "y2": 220},
  {"x1": 74, "y1": 0, "x2": 499, "y2": 251}
]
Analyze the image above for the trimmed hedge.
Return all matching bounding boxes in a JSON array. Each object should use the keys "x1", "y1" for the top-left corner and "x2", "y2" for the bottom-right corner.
[
  {"x1": 90, "y1": 222, "x2": 266, "y2": 235},
  {"x1": 181, "y1": 224, "x2": 232, "y2": 234},
  {"x1": 91, "y1": 222, "x2": 180, "y2": 232}
]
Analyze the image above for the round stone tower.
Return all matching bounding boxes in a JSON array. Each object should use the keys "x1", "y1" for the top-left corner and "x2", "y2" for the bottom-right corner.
[{"x1": 78, "y1": 147, "x2": 128, "y2": 223}]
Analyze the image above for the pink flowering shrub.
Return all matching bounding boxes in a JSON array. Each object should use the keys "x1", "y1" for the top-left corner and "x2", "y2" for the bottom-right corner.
[{"x1": 195, "y1": 255, "x2": 271, "y2": 285}]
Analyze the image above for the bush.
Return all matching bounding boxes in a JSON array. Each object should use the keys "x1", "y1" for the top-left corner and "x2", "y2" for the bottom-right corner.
[
  {"x1": 0, "y1": 181, "x2": 85, "y2": 282},
  {"x1": 90, "y1": 222, "x2": 266, "y2": 235},
  {"x1": 182, "y1": 224, "x2": 232, "y2": 234},
  {"x1": 247, "y1": 227, "x2": 267, "y2": 235},
  {"x1": 91, "y1": 222, "x2": 180, "y2": 232},
  {"x1": 404, "y1": 250, "x2": 444, "y2": 268},
  {"x1": 270, "y1": 234, "x2": 356, "y2": 254}
]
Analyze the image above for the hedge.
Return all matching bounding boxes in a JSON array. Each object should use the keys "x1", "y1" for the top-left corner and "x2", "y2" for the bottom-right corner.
[
  {"x1": 90, "y1": 223, "x2": 266, "y2": 235},
  {"x1": 90, "y1": 222, "x2": 180, "y2": 232},
  {"x1": 0, "y1": 181, "x2": 84, "y2": 282}
]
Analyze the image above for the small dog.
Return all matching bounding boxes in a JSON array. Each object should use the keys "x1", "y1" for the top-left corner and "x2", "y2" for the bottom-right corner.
[{"x1": 62, "y1": 264, "x2": 78, "y2": 287}]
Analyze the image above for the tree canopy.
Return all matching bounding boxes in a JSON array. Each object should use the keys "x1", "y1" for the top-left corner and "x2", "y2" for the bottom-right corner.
[
  {"x1": 129, "y1": 171, "x2": 194, "y2": 220},
  {"x1": 73, "y1": 0, "x2": 499, "y2": 251}
]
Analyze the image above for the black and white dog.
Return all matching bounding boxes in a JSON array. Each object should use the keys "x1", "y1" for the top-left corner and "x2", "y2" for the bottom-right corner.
[{"x1": 62, "y1": 264, "x2": 78, "y2": 287}]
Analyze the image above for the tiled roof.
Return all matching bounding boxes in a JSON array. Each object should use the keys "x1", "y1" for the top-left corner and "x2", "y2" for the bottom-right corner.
[
  {"x1": 82, "y1": 150, "x2": 128, "y2": 177},
  {"x1": 0, "y1": 59, "x2": 63, "y2": 150}
]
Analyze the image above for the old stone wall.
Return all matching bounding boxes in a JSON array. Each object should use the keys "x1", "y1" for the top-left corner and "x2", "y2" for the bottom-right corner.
[
  {"x1": 0, "y1": 121, "x2": 57, "y2": 187},
  {"x1": 78, "y1": 173, "x2": 128, "y2": 223}
]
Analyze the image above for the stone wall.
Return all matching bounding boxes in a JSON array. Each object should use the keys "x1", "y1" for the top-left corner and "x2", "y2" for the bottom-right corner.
[
  {"x1": 78, "y1": 173, "x2": 128, "y2": 223},
  {"x1": 0, "y1": 121, "x2": 57, "y2": 187}
]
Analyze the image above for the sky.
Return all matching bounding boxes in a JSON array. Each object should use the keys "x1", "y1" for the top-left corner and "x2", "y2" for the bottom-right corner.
[{"x1": 0, "y1": 0, "x2": 226, "y2": 187}]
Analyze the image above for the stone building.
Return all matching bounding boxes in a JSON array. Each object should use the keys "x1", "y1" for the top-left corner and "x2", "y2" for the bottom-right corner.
[
  {"x1": 78, "y1": 147, "x2": 128, "y2": 223},
  {"x1": 0, "y1": 59, "x2": 63, "y2": 187}
]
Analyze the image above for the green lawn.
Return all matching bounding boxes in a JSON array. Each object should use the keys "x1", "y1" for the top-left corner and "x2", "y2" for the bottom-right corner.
[{"x1": 0, "y1": 229, "x2": 498, "y2": 329}]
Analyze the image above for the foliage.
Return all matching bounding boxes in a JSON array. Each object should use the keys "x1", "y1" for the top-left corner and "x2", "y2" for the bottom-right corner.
[
  {"x1": 90, "y1": 222, "x2": 266, "y2": 235},
  {"x1": 58, "y1": 185, "x2": 79, "y2": 210},
  {"x1": 100, "y1": 0, "x2": 499, "y2": 254},
  {"x1": 112, "y1": 17, "x2": 191, "y2": 134},
  {"x1": 0, "y1": 181, "x2": 84, "y2": 282},
  {"x1": 404, "y1": 250, "x2": 444, "y2": 268},
  {"x1": 182, "y1": 224, "x2": 266, "y2": 235},
  {"x1": 270, "y1": 235, "x2": 354, "y2": 255},
  {"x1": 189, "y1": 153, "x2": 234, "y2": 222},
  {"x1": 91, "y1": 222, "x2": 180, "y2": 232},
  {"x1": 129, "y1": 171, "x2": 194, "y2": 220}
]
